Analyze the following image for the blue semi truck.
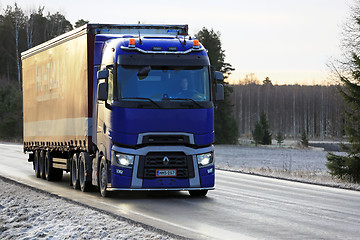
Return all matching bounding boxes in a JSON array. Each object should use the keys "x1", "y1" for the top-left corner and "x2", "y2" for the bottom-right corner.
[{"x1": 22, "y1": 24, "x2": 224, "y2": 197}]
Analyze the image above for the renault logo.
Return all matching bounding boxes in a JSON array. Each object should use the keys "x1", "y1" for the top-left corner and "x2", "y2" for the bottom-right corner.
[{"x1": 163, "y1": 156, "x2": 170, "y2": 165}]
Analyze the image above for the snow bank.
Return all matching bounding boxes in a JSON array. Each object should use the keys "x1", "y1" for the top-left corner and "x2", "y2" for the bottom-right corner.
[{"x1": 0, "y1": 178, "x2": 175, "y2": 240}]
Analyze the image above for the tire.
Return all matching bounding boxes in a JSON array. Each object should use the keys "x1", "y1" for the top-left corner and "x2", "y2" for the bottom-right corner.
[
  {"x1": 79, "y1": 152, "x2": 91, "y2": 192},
  {"x1": 44, "y1": 151, "x2": 63, "y2": 181},
  {"x1": 71, "y1": 154, "x2": 80, "y2": 190},
  {"x1": 39, "y1": 150, "x2": 46, "y2": 179},
  {"x1": 44, "y1": 151, "x2": 53, "y2": 181},
  {"x1": 189, "y1": 190, "x2": 208, "y2": 197},
  {"x1": 99, "y1": 157, "x2": 109, "y2": 197},
  {"x1": 34, "y1": 151, "x2": 40, "y2": 178}
]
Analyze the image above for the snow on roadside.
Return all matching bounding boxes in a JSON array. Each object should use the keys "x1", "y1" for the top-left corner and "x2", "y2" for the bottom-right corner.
[
  {"x1": 214, "y1": 144, "x2": 360, "y2": 190},
  {"x1": 0, "y1": 178, "x2": 176, "y2": 240}
]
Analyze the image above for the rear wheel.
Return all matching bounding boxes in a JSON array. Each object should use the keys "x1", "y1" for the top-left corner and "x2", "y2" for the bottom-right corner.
[
  {"x1": 39, "y1": 150, "x2": 46, "y2": 179},
  {"x1": 79, "y1": 152, "x2": 91, "y2": 192},
  {"x1": 189, "y1": 190, "x2": 208, "y2": 197},
  {"x1": 99, "y1": 157, "x2": 109, "y2": 197},
  {"x1": 44, "y1": 151, "x2": 53, "y2": 181},
  {"x1": 71, "y1": 154, "x2": 80, "y2": 190},
  {"x1": 34, "y1": 151, "x2": 40, "y2": 178},
  {"x1": 44, "y1": 151, "x2": 63, "y2": 181}
]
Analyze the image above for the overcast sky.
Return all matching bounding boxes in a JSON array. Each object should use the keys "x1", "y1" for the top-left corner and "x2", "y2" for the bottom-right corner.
[{"x1": 0, "y1": 0, "x2": 351, "y2": 84}]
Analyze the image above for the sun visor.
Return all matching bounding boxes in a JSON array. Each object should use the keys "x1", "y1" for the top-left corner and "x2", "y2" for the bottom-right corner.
[{"x1": 118, "y1": 54, "x2": 210, "y2": 66}]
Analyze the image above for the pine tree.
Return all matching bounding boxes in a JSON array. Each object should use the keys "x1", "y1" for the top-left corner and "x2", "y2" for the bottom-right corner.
[
  {"x1": 327, "y1": 53, "x2": 360, "y2": 182},
  {"x1": 275, "y1": 131, "x2": 285, "y2": 146},
  {"x1": 326, "y1": 2, "x2": 360, "y2": 183},
  {"x1": 252, "y1": 122, "x2": 263, "y2": 146},
  {"x1": 259, "y1": 111, "x2": 272, "y2": 145},
  {"x1": 252, "y1": 111, "x2": 272, "y2": 146},
  {"x1": 196, "y1": 28, "x2": 238, "y2": 144},
  {"x1": 300, "y1": 129, "x2": 309, "y2": 147}
]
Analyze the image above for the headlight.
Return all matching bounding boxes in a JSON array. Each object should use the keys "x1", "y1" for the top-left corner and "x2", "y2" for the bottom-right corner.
[
  {"x1": 197, "y1": 152, "x2": 213, "y2": 167},
  {"x1": 115, "y1": 153, "x2": 134, "y2": 167}
]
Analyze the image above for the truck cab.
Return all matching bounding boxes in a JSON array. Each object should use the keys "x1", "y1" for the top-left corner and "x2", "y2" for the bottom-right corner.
[{"x1": 92, "y1": 25, "x2": 223, "y2": 196}]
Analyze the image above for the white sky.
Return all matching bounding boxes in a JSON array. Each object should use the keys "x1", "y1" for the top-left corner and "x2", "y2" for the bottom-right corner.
[{"x1": 0, "y1": 0, "x2": 351, "y2": 85}]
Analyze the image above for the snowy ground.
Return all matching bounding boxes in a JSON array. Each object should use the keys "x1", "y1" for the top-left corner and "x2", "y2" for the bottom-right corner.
[
  {"x1": 214, "y1": 144, "x2": 359, "y2": 190},
  {"x1": 0, "y1": 178, "x2": 176, "y2": 240},
  {"x1": 1, "y1": 143, "x2": 359, "y2": 239}
]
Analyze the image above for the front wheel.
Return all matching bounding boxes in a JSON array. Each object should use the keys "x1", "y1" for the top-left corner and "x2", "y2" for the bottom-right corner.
[
  {"x1": 99, "y1": 157, "x2": 109, "y2": 197},
  {"x1": 189, "y1": 190, "x2": 208, "y2": 197}
]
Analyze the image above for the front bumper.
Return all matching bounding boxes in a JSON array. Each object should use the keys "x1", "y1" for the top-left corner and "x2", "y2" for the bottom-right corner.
[{"x1": 109, "y1": 145, "x2": 215, "y2": 190}]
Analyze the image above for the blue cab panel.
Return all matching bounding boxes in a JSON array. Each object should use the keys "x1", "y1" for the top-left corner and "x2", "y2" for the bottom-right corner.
[
  {"x1": 199, "y1": 165, "x2": 215, "y2": 188},
  {"x1": 110, "y1": 166, "x2": 132, "y2": 188},
  {"x1": 109, "y1": 107, "x2": 214, "y2": 146}
]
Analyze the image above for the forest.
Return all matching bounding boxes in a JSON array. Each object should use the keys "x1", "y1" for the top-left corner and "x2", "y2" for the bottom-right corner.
[{"x1": 230, "y1": 77, "x2": 345, "y2": 140}]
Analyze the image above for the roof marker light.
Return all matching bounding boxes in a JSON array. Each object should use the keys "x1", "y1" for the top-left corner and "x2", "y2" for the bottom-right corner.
[
  {"x1": 193, "y1": 39, "x2": 199, "y2": 49},
  {"x1": 129, "y1": 38, "x2": 135, "y2": 48}
]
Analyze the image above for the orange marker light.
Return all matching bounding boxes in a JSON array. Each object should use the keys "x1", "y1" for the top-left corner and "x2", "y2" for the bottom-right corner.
[
  {"x1": 129, "y1": 38, "x2": 135, "y2": 48},
  {"x1": 193, "y1": 39, "x2": 199, "y2": 49}
]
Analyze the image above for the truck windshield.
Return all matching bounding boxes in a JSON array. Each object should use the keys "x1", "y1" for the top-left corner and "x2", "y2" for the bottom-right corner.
[{"x1": 116, "y1": 66, "x2": 210, "y2": 102}]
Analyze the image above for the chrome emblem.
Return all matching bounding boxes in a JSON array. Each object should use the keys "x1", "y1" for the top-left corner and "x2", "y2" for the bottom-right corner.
[{"x1": 163, "y1": 156, "x2": 170, "y2": 165}]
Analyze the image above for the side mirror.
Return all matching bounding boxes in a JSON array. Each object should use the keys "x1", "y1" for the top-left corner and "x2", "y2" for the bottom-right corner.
[
  {"x1": 97, "y1": 69, "x2": 109, "y2": 80},
  {"x1": 214, "y1": 71, "x2": 224, "y2": 82},
  {"x1": 98, "y1": 82, "x2": 107, "y2": 101},
  {"x1": 215, "y1": 83, "x2": 224, "y2": 101}
]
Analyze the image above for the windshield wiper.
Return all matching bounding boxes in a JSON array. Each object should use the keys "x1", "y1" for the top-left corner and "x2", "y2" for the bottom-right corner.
[
  {"x1": 120, "y1": 97, "x2": 161, "y2": 109},
  {"x1": 166, "y1": 98, "x2": 202, "y2": 108}
]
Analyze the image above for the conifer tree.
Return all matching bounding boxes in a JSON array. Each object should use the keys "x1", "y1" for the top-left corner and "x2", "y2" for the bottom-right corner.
[
  {"x1": 300, "y1": 129, "x2": 309, "y2": 147},
  {"x1": 252, "y1": 122, "x2": 263, "y2": 146},
  {"x1": 252, "y1": 111, "x2": 272, "y2": 145},
  {"x1": 196, "y1": 28, "x2": 238, "y2": 144},
  {"x1": 327, "y1": 53, "x2": 360, "y2": 182},
  {"x1": 259, "y1": 111, "x2": 272, "y2": 145},
  {"x1": 275, "y1": 131, "x2": 285, "y2": 146},
  {"x1": 326, "y1": 2, "x2": 360, "y2": 183}
]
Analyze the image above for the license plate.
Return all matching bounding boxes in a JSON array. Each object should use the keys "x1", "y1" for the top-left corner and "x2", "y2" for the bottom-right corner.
[{"x1": 156, "y1": 169, "x2": 177, "y2": 177}]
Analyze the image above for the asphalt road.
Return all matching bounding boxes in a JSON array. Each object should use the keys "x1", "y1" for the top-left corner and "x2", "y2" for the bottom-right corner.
[{"x1": 1, "y1": 143, "x2": 359, "y2": 240}]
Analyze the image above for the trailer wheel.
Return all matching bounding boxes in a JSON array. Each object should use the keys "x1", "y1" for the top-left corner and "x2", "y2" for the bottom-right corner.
[
  {"x1": 44, "y1": 151, "x2": 53, "y2": 181},
  {"x1": 189, "y1": 190, "x2": 208, "y2": 197},
  {"x1": 71, "y1": 154, "x2": 80, "y2": 190},
  {"x1": 79, "y1": 152, "x2": 91, "y2": 192},
  {"x1": 34, "y1": 150, "x2": 40, "y2": 178},
  {"x1": 39, "y1": 150, "x2": 46, "y2": 179},
  {"x1": 44, "y1": 151, "x2": 63, "y2": 181},
  {"x1": 99, "y1": 157, "x2": 109, "y2": 197}
]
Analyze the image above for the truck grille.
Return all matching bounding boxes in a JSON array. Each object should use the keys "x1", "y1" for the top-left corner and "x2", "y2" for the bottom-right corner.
[{"x1": 138, "y1": 152, "x2": 195, "y2": 179}]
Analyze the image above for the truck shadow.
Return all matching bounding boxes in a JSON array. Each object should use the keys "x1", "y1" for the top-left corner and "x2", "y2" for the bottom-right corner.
[{"x1": 58, "y1": 173, "x2": 214, "y2": 201}]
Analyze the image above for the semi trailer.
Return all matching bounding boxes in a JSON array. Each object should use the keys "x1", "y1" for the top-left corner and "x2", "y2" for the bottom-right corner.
[{"x1": 22, "y1": 24, "x2": 224, "y2": 197}]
